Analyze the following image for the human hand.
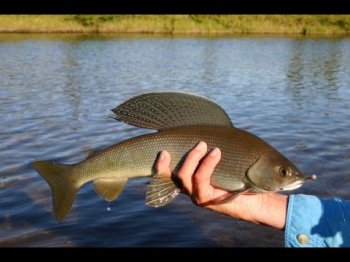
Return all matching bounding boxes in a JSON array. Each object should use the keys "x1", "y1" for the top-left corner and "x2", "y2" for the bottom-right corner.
[{"x1": 155, "y1": 141, "x2": 288, "y2": 230}]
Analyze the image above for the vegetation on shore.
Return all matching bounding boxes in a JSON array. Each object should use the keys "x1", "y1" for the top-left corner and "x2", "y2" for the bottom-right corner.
[{"x1": 0, "y1": 15, "x2": 350, "y2": 35}]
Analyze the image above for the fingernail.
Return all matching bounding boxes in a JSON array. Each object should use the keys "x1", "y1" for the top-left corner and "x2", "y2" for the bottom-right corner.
[
  {"x1": 159, "y1": 151, "x2": 165, "y2": 161},
  {"x1": 195, "y1": 141, "x2": 206, "y2": 152},
  {"x1": 210, "y1": 147, "x2": 219, "y2": 157}
]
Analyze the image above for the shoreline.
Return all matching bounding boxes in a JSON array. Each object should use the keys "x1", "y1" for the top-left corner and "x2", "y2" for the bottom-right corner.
[{"x1": 0, "y1": 15, "x2": 350, "y2": 36}]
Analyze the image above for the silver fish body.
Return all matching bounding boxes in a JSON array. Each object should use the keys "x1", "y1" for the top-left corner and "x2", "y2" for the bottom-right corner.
[{"x1": 32, "y1": 92, "x2": 313, "y2": 221}]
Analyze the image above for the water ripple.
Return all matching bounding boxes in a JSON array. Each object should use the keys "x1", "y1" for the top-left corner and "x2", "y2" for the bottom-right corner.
[{"x1": 1, "y1": 34, "x2": 350, "y2": 247}]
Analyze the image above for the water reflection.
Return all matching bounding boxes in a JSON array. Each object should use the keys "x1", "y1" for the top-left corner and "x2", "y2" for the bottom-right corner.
[
  {"x1": 286, "y1": 39, "x2": 343, "y2": 109},
  {"x1": 61, "y1": 42, "x2": 83, "y2": 126}
]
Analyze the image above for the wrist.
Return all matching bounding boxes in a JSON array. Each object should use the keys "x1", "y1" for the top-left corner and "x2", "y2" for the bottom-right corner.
[
  {"x1": 232, "y1": 193, "x2": 287, "y2": 229},
  {"x1": 206, "y1": 192, "x2": 288, "y2": 230},
  {"x1": 258, "y1": 193, "x2": 288, "y2": 229}
]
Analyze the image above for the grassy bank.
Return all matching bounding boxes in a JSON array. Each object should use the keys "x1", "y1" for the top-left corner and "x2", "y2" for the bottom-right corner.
[{"x1": 0, "y1": 15, "x2": 350, "y2": 35}]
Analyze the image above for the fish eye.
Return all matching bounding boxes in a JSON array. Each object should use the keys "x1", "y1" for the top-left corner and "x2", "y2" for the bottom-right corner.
[{"x1": 279, "y1": 167, "x2": 288, "y2": 177}]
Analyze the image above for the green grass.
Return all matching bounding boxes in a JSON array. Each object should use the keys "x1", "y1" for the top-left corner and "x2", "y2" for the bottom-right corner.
[{"x1": 0, "y1": 15, "x2": 350, "y2": 35}]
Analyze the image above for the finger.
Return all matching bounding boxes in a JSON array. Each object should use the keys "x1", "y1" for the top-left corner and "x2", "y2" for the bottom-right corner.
[
  {"x1": 193, "y1": 147, "x2": 222, "y2": 204},
  {"x1": 155, "y1": 150, "x2": 172, "y2": 177},
  {"x1": 177, "y1": 141, "x2": 207, "y2": 194}
]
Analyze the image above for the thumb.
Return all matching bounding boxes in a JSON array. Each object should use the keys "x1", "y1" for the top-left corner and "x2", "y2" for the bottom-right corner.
[{"x1": 155, "y1": 150, "x2": 172, "y2": 177}]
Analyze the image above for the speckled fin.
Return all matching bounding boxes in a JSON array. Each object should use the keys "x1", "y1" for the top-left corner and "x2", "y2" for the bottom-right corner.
[
  {"x1": 111, "y1": 92, "x2": 233, "y2": 130},
  {"x1": 146, "y1": 173, "x2": 180, "y2": 207},
  {"x1": 93, "y1": 177, "x2": 128, "y2": 202}
]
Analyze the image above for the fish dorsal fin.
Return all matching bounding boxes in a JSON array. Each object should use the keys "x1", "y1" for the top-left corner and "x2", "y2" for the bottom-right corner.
[
  {"x1": 111, "y1": 92, "x2": 233, "y2": 130},
  {"x1": 93, "y1": 177, "x2": 128, "y2": 202}
]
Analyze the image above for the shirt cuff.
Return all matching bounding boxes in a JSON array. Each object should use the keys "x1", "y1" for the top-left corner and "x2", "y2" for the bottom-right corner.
[{"x1": 285, "y1": 194, "x2": 350, "y2": 247}]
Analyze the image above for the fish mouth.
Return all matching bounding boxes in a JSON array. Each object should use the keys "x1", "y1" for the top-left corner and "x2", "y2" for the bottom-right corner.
[
  {"x1": 279, "y1": 174, "x2": 317, "y2": 191},
  {"x1": 279, "y1": 180, "x2": 304, "y2": 191}
]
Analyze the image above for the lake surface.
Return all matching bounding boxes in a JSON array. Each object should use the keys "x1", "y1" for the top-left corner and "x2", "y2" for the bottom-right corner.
[{"x1": 1, "y1": 34, "x2": 350, "y2": 247}]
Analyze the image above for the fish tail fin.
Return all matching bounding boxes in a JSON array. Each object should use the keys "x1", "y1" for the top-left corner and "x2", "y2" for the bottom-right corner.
[{"x1": 32, "y1": 160, "x2": 78, "y2": 221}]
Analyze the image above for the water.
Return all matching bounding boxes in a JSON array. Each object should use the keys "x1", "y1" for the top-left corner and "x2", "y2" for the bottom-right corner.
[{"x1": 1, "y1": 34, "x2": 350, "y2": 247}]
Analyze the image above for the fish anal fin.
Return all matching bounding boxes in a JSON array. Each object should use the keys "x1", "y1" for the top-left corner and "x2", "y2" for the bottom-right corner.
[
  {"x1": 146, "y1": 173, "x2": 180, "y2": 208},
  {"x1": 93, "y1": 177, "x2": 128, "y2": 202},
  {"x1": 111, "y1": 92, "x2": 233, "y2": 130}
]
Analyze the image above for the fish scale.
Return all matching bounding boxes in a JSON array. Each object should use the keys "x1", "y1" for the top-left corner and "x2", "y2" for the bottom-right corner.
[
  {"x1": 32, "y1": 92, "x2": 312, "y2": 221},
  {"x1": 69, "y1": 125, "x2": 278, "y2": 193}
]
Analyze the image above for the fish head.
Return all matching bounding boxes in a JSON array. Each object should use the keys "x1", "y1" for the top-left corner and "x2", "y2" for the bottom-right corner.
[{"x1": 246, "y1": 150, "x2": 313, "y2": 192}]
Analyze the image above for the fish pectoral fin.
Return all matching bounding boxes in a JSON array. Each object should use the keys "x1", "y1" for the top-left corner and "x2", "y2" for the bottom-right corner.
[
  {"x1": 93, "y1": 177, "x2": 128, "y2": 202},
  {"x1": 145, "y1": 173, "x2": 180, "y2": 208}
]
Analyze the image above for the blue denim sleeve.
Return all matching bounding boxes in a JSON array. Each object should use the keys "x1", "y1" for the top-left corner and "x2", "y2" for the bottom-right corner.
[{"x1": 285, "y1": 194, "x2": 350, "y2": 247}]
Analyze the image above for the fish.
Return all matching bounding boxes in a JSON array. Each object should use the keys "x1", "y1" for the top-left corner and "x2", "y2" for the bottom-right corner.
[{"x1": 32, "y1": 92, "x2": 316, "y2": 221}]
